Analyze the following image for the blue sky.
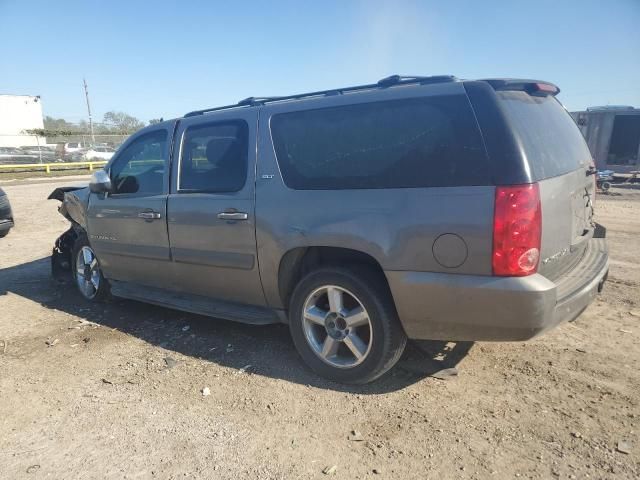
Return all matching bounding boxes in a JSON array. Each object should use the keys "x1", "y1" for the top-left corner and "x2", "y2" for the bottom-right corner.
[{"x1": 1, "y1": 0, "x2": 638, "y2": 123}]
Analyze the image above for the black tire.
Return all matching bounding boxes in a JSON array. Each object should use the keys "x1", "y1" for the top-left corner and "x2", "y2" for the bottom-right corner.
[
  {"x1": 0, "y1": 230, "x2": 8, "y2": 238},
  {"x1": 289, "y1": 266, "x2": 407, "y2": 384},
  {"x1": 71, "y1": 234, "x2": 110, "y2": 301}
]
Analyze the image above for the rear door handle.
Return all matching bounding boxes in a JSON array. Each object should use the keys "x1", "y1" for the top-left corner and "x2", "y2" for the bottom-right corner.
[
  {"x1": 138, "y1": 211, "x2": 162, "y2": 220},
  {"x1": 217, "y1": 211, "x2": 248, "y2": 221}
]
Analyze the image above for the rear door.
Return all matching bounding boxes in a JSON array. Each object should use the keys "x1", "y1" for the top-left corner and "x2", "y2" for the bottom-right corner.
[
  {"x1": 87, "y1": 126, "x2": 172, "y2": 287},
  {"x1": 496, "y1": 90, "x2": 595, "y2": 280},
  {"x1": 166, "y1": 109, "x2": 265, "y2": 306}
]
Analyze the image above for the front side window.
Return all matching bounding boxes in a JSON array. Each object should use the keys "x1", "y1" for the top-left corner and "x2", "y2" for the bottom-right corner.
[
  {"x1": 179, "y1": 121, "x2": 248, "y2": 193},
  {"x1": 270, "y1": 95, "x2": 489, "y2": 190},
  {"x1": 110, "y1": 130, "x2": 167, "y2": 195}
]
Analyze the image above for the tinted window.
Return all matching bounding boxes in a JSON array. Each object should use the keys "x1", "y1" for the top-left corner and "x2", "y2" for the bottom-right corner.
[
  {"x1": 497, "y1": 92, "x2": 591, "y2": 179},
  {"x1": 110, "y1": 130, "x2": 167, "y2": 195},
  {"x1": 179, "y1": 121, "x2": 248, "y2": 193},
  {"x1": 270, "y1": 95, "x2": 489, "y2": 190}
]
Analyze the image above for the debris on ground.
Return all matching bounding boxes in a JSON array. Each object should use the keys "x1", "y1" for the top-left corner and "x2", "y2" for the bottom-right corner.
[
  {"x1": 164, "y1": 357, "x2": 178, "y2": 369},
  {"x1": 348, "y1": 430, "x2": 364, "y2": 441},
  {"x1": 226, "y1": 344, "x2": 234, "y2": 353},
  {"x1": 26, "y1": 465, "x2": 40, "y2": 474},
  {"x1": 322, "y1": 465, "x2": 337, "y2": 475},
  {"x1": 182, "y1": 326, "x2": 190, "y2": 332},
  {"x1": 236, "y1": 364, "x2": 252, "y2": 375},
  {"x1": 617, "y1": 440, "x2": 632, "y2": 454},
  {"x1": 430, "y1": 367, "x2": 458, "y2": 380},
  {"x1": 576, "y1": 348, "x2": 587, "y2": 353},
  {"x1": 619, "y1": 328, "x2": 632, "y2": 334},
  {"x1": 372, "y1": 468, "x2": 382, "y2": 474},
  {"x1": 202, "y1": 387, "x2": 211, "y2": 396},
  {"x1": 45, "y1": 338, "x2": 59, "y2": 347}
]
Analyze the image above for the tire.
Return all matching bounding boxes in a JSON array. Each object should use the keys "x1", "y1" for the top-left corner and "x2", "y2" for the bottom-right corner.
[
  {"x1": 71, "y1": 234, "x2": 110, "y2": 301},
  {"x1": 0, "y1": 230, "x2": 8, "y2": 238},
  {"x1": 289, "y1": 266, "x2": 407, "y2": 384}
]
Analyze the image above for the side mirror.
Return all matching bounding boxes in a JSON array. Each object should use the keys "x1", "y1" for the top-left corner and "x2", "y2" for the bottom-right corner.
[{"x1": 89, "y1": 170, "x2": 112, "y2": 194}]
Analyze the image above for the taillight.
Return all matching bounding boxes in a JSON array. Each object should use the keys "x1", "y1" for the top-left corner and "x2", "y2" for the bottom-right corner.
[{"x1": 492, "y1": 184, "x2": 542, "y2": 276}]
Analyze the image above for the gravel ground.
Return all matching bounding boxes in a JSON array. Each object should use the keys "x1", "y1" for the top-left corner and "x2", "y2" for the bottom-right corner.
[{"x1": 0, "y1": 178, "x2": 638, "y2": 479}]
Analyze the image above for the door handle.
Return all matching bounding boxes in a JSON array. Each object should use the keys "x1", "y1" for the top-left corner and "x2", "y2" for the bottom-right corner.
[
  {"x1": 217, "y1": 211, "x2": 248, "y2": 221},
  {"x1": 138, "y1": 211, "x2": 162, "y2": 220}
]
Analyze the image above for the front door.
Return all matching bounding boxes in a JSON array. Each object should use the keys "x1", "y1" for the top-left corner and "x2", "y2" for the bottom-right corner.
[
  {"x1": 166, "y1": 110, "x2": 265, "y2": 306},
  {"x1": 87, "y1": 126, "x2": 173, "y2": 287}
]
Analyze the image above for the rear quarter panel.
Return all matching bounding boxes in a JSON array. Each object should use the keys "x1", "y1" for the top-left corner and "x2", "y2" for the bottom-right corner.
[{"x1": 255, "y1": 83, "x2": 495, "y2": 309}]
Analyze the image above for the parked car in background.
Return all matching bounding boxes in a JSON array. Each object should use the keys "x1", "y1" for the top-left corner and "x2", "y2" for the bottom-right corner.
[
  {"x1": 64, "y1": 142, "x2": 85, "y2": 153},
  {"x1": 18, "y1": 146, "x2": 58, "y2": 162},
  {"x1": 0, "y1": 187, "x2": 14, "y2": 237},
  {"x1": 60, "y1": 142, "x2": 89, "y2": 162},
  {"x1": 0, "y1": 147, "x2": 38, "y2": 164},
  {"x1": 51, "y1": 75, "x2": 609, "y2": 384},
  {"x1": 84, "y1": 146, "x2": 115, "y2": 161}
]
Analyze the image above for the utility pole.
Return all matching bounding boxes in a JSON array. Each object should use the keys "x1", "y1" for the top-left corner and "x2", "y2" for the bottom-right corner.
[{"x1": 83, "y1": 77, "x2": 95, "y2": 145}]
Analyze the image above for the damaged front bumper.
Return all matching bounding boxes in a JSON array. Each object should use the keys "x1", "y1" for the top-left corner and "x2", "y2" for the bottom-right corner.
[{"x1": 49, "y1": 186, "x2": 90, "y2": 277}]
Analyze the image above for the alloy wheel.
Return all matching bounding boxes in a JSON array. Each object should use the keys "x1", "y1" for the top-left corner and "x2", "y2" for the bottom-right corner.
[
  {"x1": 75, "y1": 246, "x2": 101, "y2": 300},
  {"x1": 301, "y1": 285, "x2": 373, "y2": 368}
]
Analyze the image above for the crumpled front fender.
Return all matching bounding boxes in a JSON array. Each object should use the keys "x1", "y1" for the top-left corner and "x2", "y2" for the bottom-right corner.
[{"x1": 48, "y1": 186, "x2": 90, "y2": 229}]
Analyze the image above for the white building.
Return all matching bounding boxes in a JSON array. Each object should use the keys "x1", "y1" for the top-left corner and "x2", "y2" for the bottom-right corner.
[{"x1": 0, "y1": 94, "x2": 45, "y2": 147}]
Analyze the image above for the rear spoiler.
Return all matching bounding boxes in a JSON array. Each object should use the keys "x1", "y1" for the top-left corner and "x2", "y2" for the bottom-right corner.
[{"x1": 481, "y1": 79, "x2": 560, "y2": 96}]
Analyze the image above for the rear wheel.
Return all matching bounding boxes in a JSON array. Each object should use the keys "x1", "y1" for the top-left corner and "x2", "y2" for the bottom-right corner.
[
  {"x1": 72, "y1": 236, "x2": 109, "y2": 301},
  {"x1": 289, "y1": 267, "x2": 406, "y2": 384}
]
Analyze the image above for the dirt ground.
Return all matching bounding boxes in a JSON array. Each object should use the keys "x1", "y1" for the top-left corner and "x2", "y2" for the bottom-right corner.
[{"x1": 1, "y1": 177, "x2": 638, "y2": 480}]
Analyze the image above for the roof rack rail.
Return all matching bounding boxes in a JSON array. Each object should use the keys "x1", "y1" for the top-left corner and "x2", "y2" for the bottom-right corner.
[
  {"x1": 237, "y1": 96, "x2": 282, "y2": 106},
  {"x1": 184, "y1": 74, "x2": 457, "y2": 117},
  {"x1": 376, "y1": 74, "x2": 456, "y2": 87}
]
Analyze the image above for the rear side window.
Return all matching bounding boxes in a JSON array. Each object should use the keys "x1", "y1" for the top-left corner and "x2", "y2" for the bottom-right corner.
[
  {"x1": 497, "y1": 92, "x2": 592, "y2": 179},
  {"x1": 179, "y1": 121, "x2": 248, "y2": 193},
  {"x1": 270, "y1": 95, "x2": 489, "y2": 190}
]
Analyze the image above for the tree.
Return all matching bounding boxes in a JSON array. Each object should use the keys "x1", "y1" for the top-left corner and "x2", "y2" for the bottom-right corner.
[
  {"x1": 43, "y1": 116, "x2": 83, "y2": 132},
  {"x1": 102, "y1": 111, "x2": 145, "y2": 134},
  {"x1": 148, "y1": 118, "x2": 164, "y2": 125}
]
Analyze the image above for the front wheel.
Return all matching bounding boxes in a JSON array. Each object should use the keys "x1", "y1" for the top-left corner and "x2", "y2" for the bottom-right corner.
[
  {"x1": 72, "y1": 235, "x2": 110, "y2": 301},
  {"x1": 289, "y1": 267, "x2": 407, "y2": 384}
]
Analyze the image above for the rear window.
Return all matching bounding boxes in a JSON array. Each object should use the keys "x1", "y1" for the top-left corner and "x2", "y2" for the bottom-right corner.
[
  {"x1": 270, "y1": 95, "x2": 489, "y2": 190},
  {"x1": 497, "y1": 91, "x2": 591, "y2": 180}
]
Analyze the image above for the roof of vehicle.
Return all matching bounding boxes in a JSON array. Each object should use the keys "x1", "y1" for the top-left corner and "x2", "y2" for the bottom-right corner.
[{"x1": 182, "y1": 75, "x2": 560, "y2": 119}]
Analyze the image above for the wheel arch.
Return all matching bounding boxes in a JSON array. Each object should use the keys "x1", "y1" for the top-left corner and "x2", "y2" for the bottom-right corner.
[{"x1": 277, "y1": 246, "x2": 389, "y2": 310}]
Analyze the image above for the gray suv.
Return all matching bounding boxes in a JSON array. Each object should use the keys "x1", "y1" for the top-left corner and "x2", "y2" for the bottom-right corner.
[{"x1": 51, "y1": 75, "x2": 609, "y2": 384}]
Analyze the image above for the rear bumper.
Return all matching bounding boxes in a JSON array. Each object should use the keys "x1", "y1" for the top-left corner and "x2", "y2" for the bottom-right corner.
[{"x1": 386, "y1": 237, "x2": 609, "y2": 341}]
